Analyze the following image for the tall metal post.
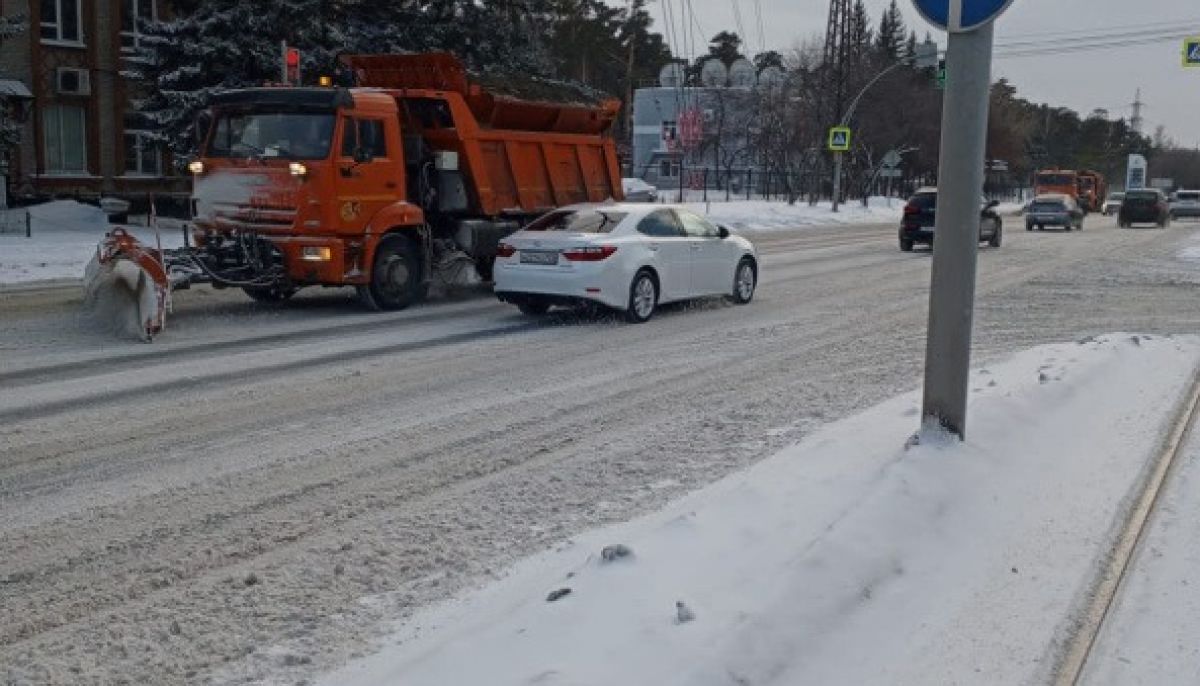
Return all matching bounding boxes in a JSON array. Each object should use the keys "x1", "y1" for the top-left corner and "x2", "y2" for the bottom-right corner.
[
  {"x1": 831, "y1": 153, "x2": 843, "y2": 211},
  {"x1": 920, "y1": 23, "x2": 994, "y2": 439}
]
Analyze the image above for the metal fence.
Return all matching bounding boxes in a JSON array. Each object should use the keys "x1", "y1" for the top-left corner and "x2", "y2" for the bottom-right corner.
[{"x1": 651, "y1": 167, "x2": 1031, "y2": 205}]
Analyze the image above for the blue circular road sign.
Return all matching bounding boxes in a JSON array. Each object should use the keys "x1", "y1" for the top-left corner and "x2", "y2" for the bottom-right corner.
[{"x1": 912, "y1": 0, "x2": 1016, "y2": 33}]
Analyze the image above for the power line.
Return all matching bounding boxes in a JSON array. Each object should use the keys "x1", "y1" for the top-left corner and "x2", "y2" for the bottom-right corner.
[
  {"x1": 995, "y1": 17, "x2": 1200, "y2": 43},
  {"x1": 996, "y1": 30, "x2": 1198, "y2": 58},
  {"x1": 997, "y1": 25, "x2": 1200, "y2": 50}
]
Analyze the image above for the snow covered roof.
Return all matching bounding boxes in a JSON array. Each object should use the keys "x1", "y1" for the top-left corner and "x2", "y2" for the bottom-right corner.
[{"x1": 0, "y1": 79, "x2": 32, "y2": 99}]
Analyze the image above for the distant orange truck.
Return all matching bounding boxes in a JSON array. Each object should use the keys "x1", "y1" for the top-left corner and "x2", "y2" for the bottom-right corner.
[
  {"x1": 1033, "y1": 168, "x2": 1106, "y2": 213},
  {"x1": 184, "y1": 52, "x2": 624, "y2": 309}
]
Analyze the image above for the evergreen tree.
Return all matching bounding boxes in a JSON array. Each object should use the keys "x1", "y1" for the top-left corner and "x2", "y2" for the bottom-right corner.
[
  {"x1": 0, "y1": 13, "x2": 27, "y2": 154},
  {"x1": 705, "y1": 31, "x2": 745, "y2": 66},
  {"x1": 875, "y1": 0, "x2": 906, "y2": 59}
]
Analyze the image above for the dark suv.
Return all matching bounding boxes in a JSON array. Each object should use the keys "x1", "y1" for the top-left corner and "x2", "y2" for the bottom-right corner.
[
  {"x1": 899, "y1": 187, "x2": 1002, "y2": 252},
  {"x1": 1118, "y1": 189, "x2": 1170, "y2": 228}
]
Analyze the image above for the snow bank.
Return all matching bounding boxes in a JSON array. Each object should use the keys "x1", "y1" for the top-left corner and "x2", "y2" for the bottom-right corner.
[
  {"x1": 681, "y1": 196, "x2": 903, "y2": 232},
  {"x1": 322, "y1": 334, "x2": 1200, "y2": 686},
  {"x1": 0, "y1": 200, "x2": 185, "y2": 286}
]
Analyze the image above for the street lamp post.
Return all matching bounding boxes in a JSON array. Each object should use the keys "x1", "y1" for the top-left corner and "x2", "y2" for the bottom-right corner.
[{"x1": 831, "y1": 41, "x2": 938, "y2": 212}]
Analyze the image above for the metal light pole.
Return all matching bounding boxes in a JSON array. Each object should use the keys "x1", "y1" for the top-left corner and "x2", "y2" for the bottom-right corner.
[
  {"x1": 831, "y1": 42, "x2": 937, "y2": 212},
  {"x1": 920, "y1": 23, "x2": 995, "y2": 438}
]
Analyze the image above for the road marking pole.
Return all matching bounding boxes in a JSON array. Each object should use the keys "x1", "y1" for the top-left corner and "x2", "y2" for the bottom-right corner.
[{"x1": 920, "y1": 21, "x2": 994, "y2": 438}]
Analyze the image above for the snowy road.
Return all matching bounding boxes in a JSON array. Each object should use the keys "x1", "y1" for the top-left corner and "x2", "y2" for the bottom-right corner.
[{"x1": 3, "y1": 215, "x2": 1200, "y2": 684}]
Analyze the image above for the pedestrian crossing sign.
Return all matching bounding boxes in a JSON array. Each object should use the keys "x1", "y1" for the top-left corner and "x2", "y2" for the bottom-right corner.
[
  {"x1": 828, "y1": 126, "x2": 852, "y2": 152},
  {"x1": 1185, "y1": 38, "x2": 1200, "y2": 67}
]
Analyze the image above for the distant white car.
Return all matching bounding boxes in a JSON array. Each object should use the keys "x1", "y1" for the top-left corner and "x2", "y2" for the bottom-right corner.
[
  {"x1": 494, "y1": 203, "x2": 758, "y2": 322},
  {"x1": 621, "y1": 177, "x2": 658, "y2": 202},
  {"x1": 1170, "y1": 190, "x2": 1200, "y2": 220},
  {"x1": 1101, "y1": 192, "x2": 1124, "y2": 216}
]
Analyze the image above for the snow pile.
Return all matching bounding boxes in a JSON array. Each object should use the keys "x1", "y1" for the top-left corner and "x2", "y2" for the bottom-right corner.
[
  {"x1": 683, "y1": 196, "x2": 903, "y2": 232},
  {"x1": 994, "y1": 201, "x2": 1027, "y2": 216},
  {"x1": 323, "y1": 334, "x2": 1200, "y2": 686},
  {"x1": 0, "y1": 200, "x2": 185, "y2": 286}
]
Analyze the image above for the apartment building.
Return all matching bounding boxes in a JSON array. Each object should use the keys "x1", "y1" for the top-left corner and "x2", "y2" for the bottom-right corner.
[{"x1": 0, "y1": 0, "x2": 186, "y2": 203}]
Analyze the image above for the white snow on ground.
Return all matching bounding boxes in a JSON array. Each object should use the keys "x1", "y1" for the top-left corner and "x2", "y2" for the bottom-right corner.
[
  {"x1": 0, "y1": 200, "x2": 185, "y2": 285},
  {"x1": 683, "y1": 196, "x2": 903, "y2": 232},
  {"x1": 323, "y1": 334, "x2": 1200, "y2": 686},
  {"x1": 1082, "y1": 395, "x2": 1200, "y2": 685}
]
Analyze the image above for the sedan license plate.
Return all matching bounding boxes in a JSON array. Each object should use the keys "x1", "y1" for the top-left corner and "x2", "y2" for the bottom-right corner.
[{"x1": 520, "y1": 250, "x2": 559, "y2": 265}]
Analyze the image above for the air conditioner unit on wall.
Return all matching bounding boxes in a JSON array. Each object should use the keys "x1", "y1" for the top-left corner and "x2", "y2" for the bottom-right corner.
[{"x1": 55, "y1": 68, "x2": 90, "y2": 96}]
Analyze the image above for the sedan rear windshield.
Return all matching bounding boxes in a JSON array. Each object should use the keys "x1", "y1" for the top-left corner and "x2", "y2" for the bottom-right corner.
[
  {"x1": 1125, "y1": 192, "x2": 1158, "y2": 202},
  {"x1": 524, "y1": 209, "x2": 628, "y2": 233},
  {"x1": 1030, "y1": 201, "x2": 1066, "y2": 212},
  {"x1": 1175, "y1": 192, "x2": 1200, "y2": 201},
  {"x1": 907, "y1": 193, "x2": 937, "y2": 209}
]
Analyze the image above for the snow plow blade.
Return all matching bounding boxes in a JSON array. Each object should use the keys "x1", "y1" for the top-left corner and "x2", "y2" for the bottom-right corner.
[{"x1": 83, "y1": 228, "x2": 171, "y2": 341}]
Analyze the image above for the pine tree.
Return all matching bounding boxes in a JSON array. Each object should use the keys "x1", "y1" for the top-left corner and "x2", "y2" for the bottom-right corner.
[
  {"x1": 128, "y1": 0, "x2": 558, "y2": 164},
  {"x1": 875, "y1": 0, "x2": 906, "y2": 59},
  {"x1": 0, "y1": 13, "x2": 27, "y2": 154}
]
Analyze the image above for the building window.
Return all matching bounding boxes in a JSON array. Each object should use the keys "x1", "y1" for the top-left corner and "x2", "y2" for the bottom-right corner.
[
  {"x1": 659, "y1": 159, "x2": 676, "y2": 178},
  {"x1": 121, "y1": 0, "x2": 156, "y2": 52},
  {"x1": 660, "y1": 120, "x2": 677, "y2": 150},
  {"x1": 43, "y1": 105, "x2": 87, "y2": 173},
  {"x1": 41, "y1": 0, "x2": 83, "y2": 44},
  {"x1": 124, "y1": 131, "x2": 161, "y2": 176}
]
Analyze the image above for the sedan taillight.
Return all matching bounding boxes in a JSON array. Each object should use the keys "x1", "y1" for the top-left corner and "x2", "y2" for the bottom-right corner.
[
  {"x1": 496, "y1": 243, "x2": 516, "y2": 258},
  {"x1": 562, "y1": 245, "x2": 618, "y2": 261},
  {"x1": 903, "y1": 204, "x2": 920, "y2": 215}
]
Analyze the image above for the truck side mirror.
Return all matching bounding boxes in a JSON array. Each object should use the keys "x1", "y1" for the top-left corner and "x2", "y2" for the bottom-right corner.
[
  {"x1": 717, "y1": 225, "x2": 730, "y2": 239},
  {"x1": 194, "y1": 111, "x2": 212, "y2": 147}
]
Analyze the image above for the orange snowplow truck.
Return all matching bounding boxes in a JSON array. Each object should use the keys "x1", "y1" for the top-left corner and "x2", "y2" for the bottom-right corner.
[
  {"x1": 1033, "y1": 169, "x2": 1079, "y2": 203},
  {"x1": 87, "y1": 53, "x2": 623, "y2": 338},
  {"x1": 1075, "y1": 170, "x2": 1106, "y2": 214}
]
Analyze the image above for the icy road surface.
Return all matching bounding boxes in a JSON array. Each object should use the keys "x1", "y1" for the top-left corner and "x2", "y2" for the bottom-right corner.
[{"x1": 2, "y1": 215, "x2": 1199, "y2": 684}]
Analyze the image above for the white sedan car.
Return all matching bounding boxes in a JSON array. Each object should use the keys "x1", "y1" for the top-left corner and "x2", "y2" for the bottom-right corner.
[{"x1": 494, "y1": 203, "x2": 758, "y2": 322}]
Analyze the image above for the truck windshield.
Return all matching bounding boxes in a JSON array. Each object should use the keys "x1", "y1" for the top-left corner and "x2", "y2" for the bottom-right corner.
[
  {"x1": 1038, "y1": 174, "x2": 1074, "y2": 186},
  {"x1": 207, "y1": 112, "x2": 336, "y2": 160}
]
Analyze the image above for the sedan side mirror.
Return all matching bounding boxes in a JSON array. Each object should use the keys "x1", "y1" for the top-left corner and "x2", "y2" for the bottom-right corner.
[{"x1": 717, "y1": 225, "x2": 730, "y2": 239}]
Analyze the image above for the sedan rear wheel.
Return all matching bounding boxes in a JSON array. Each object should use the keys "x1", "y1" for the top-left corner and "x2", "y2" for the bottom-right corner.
[
  {"x1": 625, "y1": 270, "x2": 658, "y2": 323},
  {"x1": 731, "y1": 259, "x2": 756, "y2": 304}
]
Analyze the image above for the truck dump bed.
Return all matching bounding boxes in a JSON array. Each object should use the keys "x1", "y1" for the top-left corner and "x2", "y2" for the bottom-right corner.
[{"x1": 345, "y1": 53, "x2": 624, "y2": 215}]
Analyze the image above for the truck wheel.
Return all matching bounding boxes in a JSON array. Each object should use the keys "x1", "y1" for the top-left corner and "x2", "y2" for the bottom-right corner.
[
  {"x1": 475, "y1": 257, "x2": 495, "y2": 282},
  {"x1": 243, "y1": 286, "x2": 297, "y2": 302},
  {"x1": 358, "y1": 236, "x2": 424, "y2": 311},
  {"x1": 988, "y1": 223, "x2": 1002, "y2": 247},
  {"x1": 900, "y1": 238, "x2": 914, "y2": 252},
  {"x1": 625, "y1": 270, "x2": 658, "y2": 323}
]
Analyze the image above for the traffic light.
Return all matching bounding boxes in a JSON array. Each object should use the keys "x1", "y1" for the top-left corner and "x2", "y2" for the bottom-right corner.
[{"x1": 286, "y1": 47, "x2": 300, "y2": 84}]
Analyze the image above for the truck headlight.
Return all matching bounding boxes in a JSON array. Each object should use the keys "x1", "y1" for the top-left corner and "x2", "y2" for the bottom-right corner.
[
  {"x1": 301, "y1": 246, "x2": 331, "y2": 261},
  {"x1": 187, "y1": 160, "x2": 205, "y2": 175}
]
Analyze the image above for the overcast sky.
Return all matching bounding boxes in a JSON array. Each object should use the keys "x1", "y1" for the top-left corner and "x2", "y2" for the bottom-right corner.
[{"x1": 658, "y1": 0, "x2": 1200, "y2": 147}]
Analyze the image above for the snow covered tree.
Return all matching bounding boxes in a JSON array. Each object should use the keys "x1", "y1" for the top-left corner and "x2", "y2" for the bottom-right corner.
[
  {"x1": 128, "y1": 0, "x2": 558, "y2": 164},
  {"x1": 0, "y1": 14, "x2": 27, "y2": 154}
]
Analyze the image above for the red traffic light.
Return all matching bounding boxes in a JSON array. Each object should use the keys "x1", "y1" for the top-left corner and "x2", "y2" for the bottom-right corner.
[{"x1": 286, "y1": 48, "x2": 300, "y2": 67}]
